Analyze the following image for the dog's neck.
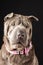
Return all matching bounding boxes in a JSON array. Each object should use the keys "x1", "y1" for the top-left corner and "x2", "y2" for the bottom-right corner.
[{"x1": 1, "y1": 41, "x2": 34, "y2": 65}]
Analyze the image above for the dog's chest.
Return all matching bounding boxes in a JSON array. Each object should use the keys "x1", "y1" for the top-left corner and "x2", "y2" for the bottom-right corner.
[{"x1": 6, "y1": 54, "x2": 32, "y2": 65}]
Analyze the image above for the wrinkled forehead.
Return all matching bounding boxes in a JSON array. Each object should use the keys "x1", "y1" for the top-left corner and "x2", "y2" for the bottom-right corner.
[
  {"x1": 4, "y1": 13, "x2": 39, "y2": 25},
  {"x1": 9, "y1": 14, "x2": 31, "y2": 25}
]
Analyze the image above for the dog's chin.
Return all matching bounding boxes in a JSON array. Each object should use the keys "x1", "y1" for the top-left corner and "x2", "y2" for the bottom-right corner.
[
  {"x1": 10, "y1": 40, "x2": 30, "y2": 52},
  {"x1": 11, "y1": 42, "x2": 25, "y2": 51},
  {"x1": 5, "y1": 40, "x2": 32, "y2": 55}
]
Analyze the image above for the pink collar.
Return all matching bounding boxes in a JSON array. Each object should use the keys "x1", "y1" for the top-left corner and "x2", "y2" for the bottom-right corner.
[{"x1": 5, "y1": 41, "x2": 32, "y2": 56}]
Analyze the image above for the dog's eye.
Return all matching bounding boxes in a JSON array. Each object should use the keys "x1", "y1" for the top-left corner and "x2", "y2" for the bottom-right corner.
[
  {"x1": 22, "y1": 23, "x2": 29, "y2": 28},
  {"x1": 22, "y1": 22, "x2": 29, "y2": 28},
  {"x1": 24, "y1": 24, "x2": 28, "y2": 28},
  {"x1": 11, "y1": 22, "x2": 15, "y2": 26}
]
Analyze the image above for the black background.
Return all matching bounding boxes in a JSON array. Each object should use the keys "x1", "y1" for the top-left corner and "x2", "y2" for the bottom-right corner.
[{"x1": 0, "y1": 0, "x2": 43, "y2": 65}]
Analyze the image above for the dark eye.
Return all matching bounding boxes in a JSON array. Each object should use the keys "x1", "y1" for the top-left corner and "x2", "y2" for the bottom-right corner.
[
  {"x1": 25, "y1": 25, "x2": 29, "y2": 28},
  {"x1": 23, "y1": 23, "x2": 29, "y2": 28},
  {"x1": 11, "y1": 22, "x2": 15, "y2": 26},
  {"x1": 22, "y1": 22, "x2": 29, "y2": 28},
  {"x1": 18, "y1": 21, "x2": 21, "y2": 25}
]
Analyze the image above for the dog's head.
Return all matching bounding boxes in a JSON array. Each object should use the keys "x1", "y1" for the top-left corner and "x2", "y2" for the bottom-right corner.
[{"x1": 3, "y1": 13, "x2": 39, "y2": 54}]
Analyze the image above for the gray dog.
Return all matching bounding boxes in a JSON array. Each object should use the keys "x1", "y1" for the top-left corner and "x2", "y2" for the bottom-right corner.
[{"x1": 0, "y1": 13, "x2": 39, "y2": 65}]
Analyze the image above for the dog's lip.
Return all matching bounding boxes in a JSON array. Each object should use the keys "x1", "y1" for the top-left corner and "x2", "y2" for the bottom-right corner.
[
  {"x1": 10, "y1": 41, "x2": 30, "y2": 51},
  {"x1": 11, "y1": 49, "x2": 17, "y2": 51},
  {"x1": 10, "y1": 44, "x2": 24, "y2": 51},
  {"x1": 11, "y1": 46, "x2": 24, "y2": 51},
  {"x1": 10, "y1": 41, "x2": 31, "y2": 52},
  {"x1": 5, "y1": 41, "x2": 32, "y2": 55}
]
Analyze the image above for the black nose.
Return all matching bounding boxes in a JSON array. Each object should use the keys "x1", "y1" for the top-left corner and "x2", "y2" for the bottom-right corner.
[
  {"x1": 16, "y1": 30, "x2": 27, "y2": 43},
  {"x1": 18, "y1": 32, "x2": 24, "y2": 38},
  {"x1": 17, "y1": 30, "x2": 25, "y2": 39}
]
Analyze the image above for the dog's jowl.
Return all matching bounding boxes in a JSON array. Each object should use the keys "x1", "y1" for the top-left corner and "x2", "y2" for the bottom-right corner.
[{"x1": 0, "y1": 13, "x2": 39, "y2": 65}]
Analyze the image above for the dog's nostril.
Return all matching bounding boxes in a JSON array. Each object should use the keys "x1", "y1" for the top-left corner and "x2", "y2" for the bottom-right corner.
[
  {"x1": 21, "y1": 34, "x2": 24, "y2": 37},
  {"x1": 18, "y1": 33, "x2": 24, "y2": 38},
  {"x1": 17, "y1": 30, "x2": 25, "y2": 38}
]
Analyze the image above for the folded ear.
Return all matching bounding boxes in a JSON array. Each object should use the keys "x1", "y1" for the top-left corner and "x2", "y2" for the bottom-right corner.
[
  {"x1": 4, "y1": 12, "x2": 14, "y2": 21},
  {"x1": 28, "y1": 15, "x2": 39, "y2": 21}
]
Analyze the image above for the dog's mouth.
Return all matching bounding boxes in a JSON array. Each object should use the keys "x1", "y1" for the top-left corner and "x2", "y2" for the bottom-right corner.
[
  {"x1": 11, "y1": 42, "x2": 25, "y2": 51},
  {"x1": 5, "y1": 41, "x2": 32, "y2": 55},
  {"x1": 10, "y1": 38, "x2": 26, "y2": 51}
]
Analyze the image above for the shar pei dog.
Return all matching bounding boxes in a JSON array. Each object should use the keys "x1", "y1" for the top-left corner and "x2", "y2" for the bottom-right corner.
[{"x1": 0, "y1": 13, "x2": 39, "y2": 65}]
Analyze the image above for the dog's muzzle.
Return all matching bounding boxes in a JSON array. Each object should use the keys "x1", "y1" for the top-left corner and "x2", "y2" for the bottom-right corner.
[
  {"x1": 7, "y1": 25, "x2": 30, "y2": 52},
  {"x1": 8, "y1": 25, "x2": 27, "y2": 45},
  {"x1": 16, "y1": 29, "x2": 27, "y2": 44}
]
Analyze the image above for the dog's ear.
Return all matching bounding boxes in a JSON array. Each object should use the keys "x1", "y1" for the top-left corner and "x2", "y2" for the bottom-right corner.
[
  {"x1": 28, "y1": 15, "x2": 39, "y2": 21},
  {"x1": 4, "y1": 12, "x2": 14, "y2": 22}
]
